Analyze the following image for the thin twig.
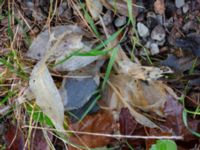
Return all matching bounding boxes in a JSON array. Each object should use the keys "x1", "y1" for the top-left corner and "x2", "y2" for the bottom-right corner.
[{"x1": 22, "y1": 125, "x2": 183, "y2": 140}]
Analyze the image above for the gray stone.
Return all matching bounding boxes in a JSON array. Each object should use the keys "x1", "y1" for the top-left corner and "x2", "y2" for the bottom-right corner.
[
  {"x1": 175, "y1": 0, "x2": 185, "y2": 8},
  {"x1": 60, "y1": 76, "x2": 99, "y2": 110},
  {"x1": 150, "y1": 43, "x2": 160, "y2": 55},
  {"x1": 182, "y1": 3, "x2": 189, "y2": 13},
  {"x1": 151, "y1": 25, "x2": 166, "y2": 41},
  {"x1": 157, "y1": 39, "x2": 166, "y2": 46},
  {"x1": 114, "y1": 16, "x2": 127, "y2": 27},
  {"x1": 137, "y1": 22, "x2": 149, "y2": 38},
  {"x1": 103, "y1": 10, "x2": 112, "y2": 26}
]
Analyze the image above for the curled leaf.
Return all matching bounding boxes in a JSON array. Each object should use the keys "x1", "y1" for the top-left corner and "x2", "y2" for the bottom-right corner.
[
  {"x1": 27, "y1": 25, "x2": 99, "y2": 71},
  {"x1": 29, "y1": 62, "x2": 64, "y2": 131}
]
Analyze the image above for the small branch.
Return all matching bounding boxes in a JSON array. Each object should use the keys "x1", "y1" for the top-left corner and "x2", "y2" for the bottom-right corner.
[{"x1": 22, "y1": 125, "x2": 183, "y2": 140}]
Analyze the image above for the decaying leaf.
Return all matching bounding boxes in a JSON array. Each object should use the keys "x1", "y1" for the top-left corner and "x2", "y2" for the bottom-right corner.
[
  {"x1": 99, "y1": 21, "x2": 177, "y2": 128},
  {"x1": 68, "y1": 110, "x2": 116, "y2": 150},
  {"x1": 29, "y1": 62, "x2": 64, "y2": 131},
  {"x1": 28, "y1": 29, "x2": 72, "y2": 131},
  {"x1": 161, "y1": 54, "x2": 200, "y2": 72},
  {"x1": 27, "y1": 25, "x2": 99, "y2": 71},
  {"x1": 27, "y1": 25, "x2": 82, "y2": 60},
  {"x1": 119, "y1": 108, "x2": 148, "y2": 148},
  {"x1": 4, "y1": 123, "x2": 24, "y2": 150},
  {"x1": 104, "y1": 47, "x2": 177, "y2": 128},
  {"x1": 86, "y1": 0, "x2": 103, "y2": 20},
  {"x1": 175, "y1": 34, "x2": 200, "y2": 57},
  {"x1": 30, "y1": 129, "x2": 53, "y2": 150}
]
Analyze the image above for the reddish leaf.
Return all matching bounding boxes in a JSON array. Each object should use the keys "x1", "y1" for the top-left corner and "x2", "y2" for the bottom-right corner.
[
  {"x1": 4, "y1": 124, "x2": 24, "y2": 150},
  {"x1": 30, "y1": 129, "x2": 53, "y2": 150},
  {"x1": 119, "y1": 108, "x2": 147, "y2": 149},
  {"x1": 68, "y1": 110, "x2": 116, "y2": 150},
  {"x1": 148, "y1": 95, "x2": 200, "y2": 149}
]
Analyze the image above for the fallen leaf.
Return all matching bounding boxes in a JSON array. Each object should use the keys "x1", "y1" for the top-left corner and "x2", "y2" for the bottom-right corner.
[
  {"x1": 161, "y1": 54, "x2": 200, "y2": 72},
  {"x1": 4, "y1": 124, "x2": 24, "y2": 150},
  {"x1": 30, "y1": 129, "x2": 53, "y2": 150},
  {"x1": 154, "y1": 0, "x2": 165, "y2": 15},
  {"x1": 26, "y1": 25, "x2": 82, "y2": 60},
  {"x1": 29, "y1": 63, "x2": 64, "y2": 131},
  {"x1": 68, "y1": 110, "x2": 116, "y2": 150},
  {"x1": 27, "y1": 25, "x2": 99, "y2": 71},
  {"x1": 86, "y1": 0, "x2": 103, "y2": 20},
  {"x1": 29, "y1": 31, "x2": 70, "y2": 131},
  {"x1": 119, "y1": 108, "x2": 146, "y2": 148},
  {"x1": 106, "y1": 58, "x2": 177, "y2": 128},
  {"x1": 175, "y1": 34, "x2": 200, "y2": 57}
]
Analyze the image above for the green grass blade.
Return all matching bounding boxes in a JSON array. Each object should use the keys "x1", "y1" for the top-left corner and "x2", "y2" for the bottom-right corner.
[
  {"x1": 126, "y1": 0, "x2": 135, "y2": 26},
  {"x1": 79, "y1": 93, "x2": 101, "y2": 122},
  {"x1": 102, "y1": 47, "x2": 119, "y2": 89},
  {"x1": 182, "y1": 110, "x2": 200, "y2": 137},
  {"x1": 79, "y1": 2, "x2": 100, "y2": 38}
]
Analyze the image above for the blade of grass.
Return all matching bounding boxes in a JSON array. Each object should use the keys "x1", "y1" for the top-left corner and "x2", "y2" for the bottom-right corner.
[
  {"x1": 7, "y1": 10, "x2": 13, "y2": 41},
  {"x1": 79, "y1": 1, "x2": 100, "y2": 38},
  {"x1": 182, "y1": 110, "x2": 200, "y2": 137},
  {"x1": 189, "y1": 57, "x2": 198, "y2": 75},
  {"x1": 79, "y1": 93, "x2": 101, "y2": 122},
  {"x1": 102, "y1": 47, "x2": 119, "y2": 89},
  {"x1": 0, "y1": 91, "x2": 15, "y2": 106},
  {"x1": 54, "y1": 27, "x2": 124, "y2": 66},
  {"x1": 126, "y1": 0, "x2": 135, "y2": 26}
]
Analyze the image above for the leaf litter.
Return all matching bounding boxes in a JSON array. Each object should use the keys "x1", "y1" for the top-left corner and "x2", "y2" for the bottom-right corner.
[{"x1": 1, "y1": 0, "x2": 200, "y2": 149}]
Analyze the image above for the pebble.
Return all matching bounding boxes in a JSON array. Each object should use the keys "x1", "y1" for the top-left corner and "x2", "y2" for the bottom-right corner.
[
  {"x1": 157, "y1": 39, "x2": 166, "y2": 46},
  {"x1": 58, "y1": 6, "x2": 64, "y2": 15},
  {"x1": 114, "y1": 16, "x2": 127, "y2": 27},
  {"x1": 137, "y1": 22, "x2": 149, "y2": 38},
  {"x1": 151, "y1": 25, "x2": 166, "y2": 41},
  {"x1": 182, "y1": 3, "x2": 189, "y2": 13},
  {"x1": 103, "y1": 10, "x2": 112, "y2": 26},
  {"x1": 150, "y1": 43, "x2": 160, "y2": 55},
  {"x1": 175, "y1": 0, "x2": 185, "y2": 8}
]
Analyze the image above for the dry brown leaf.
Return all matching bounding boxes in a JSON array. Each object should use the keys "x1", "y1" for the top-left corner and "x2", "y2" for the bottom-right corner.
[
  {"x1": 27, "y1": 25, "x2": 99, "y2": 71},
  {"x1": 107, "y1": 53, "x2": 177, "y2": 128},
  {"x1": 29, "y1": 63, "x2": 64, "y2": 131},
  {"x1": 154, "y1": 0, "x2": 165, "y2": 15},
  {"x1": 68, "y1": 110, "x2": 116, "y2": 150}
]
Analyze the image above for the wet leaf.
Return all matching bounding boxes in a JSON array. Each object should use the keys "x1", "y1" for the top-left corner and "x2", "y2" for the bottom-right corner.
[
  {"x1": 161, "y1": 54, "x2": 200, "y2": 72},
  {"x1": 68, "y1": 110, "x2": 116, "y2": 150},
  {"x1": 4, "y1": 124, "x2": 24, "y2": 150},
  {"x1": 119, "y1": 108, "x2": 147, "y2": 148},
  {"x1": 175, "y1": 34, "x2": 200, "y2": 57},
  {"x1": 86, "y1": 0, "x2": 103, "y2": 20}
]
